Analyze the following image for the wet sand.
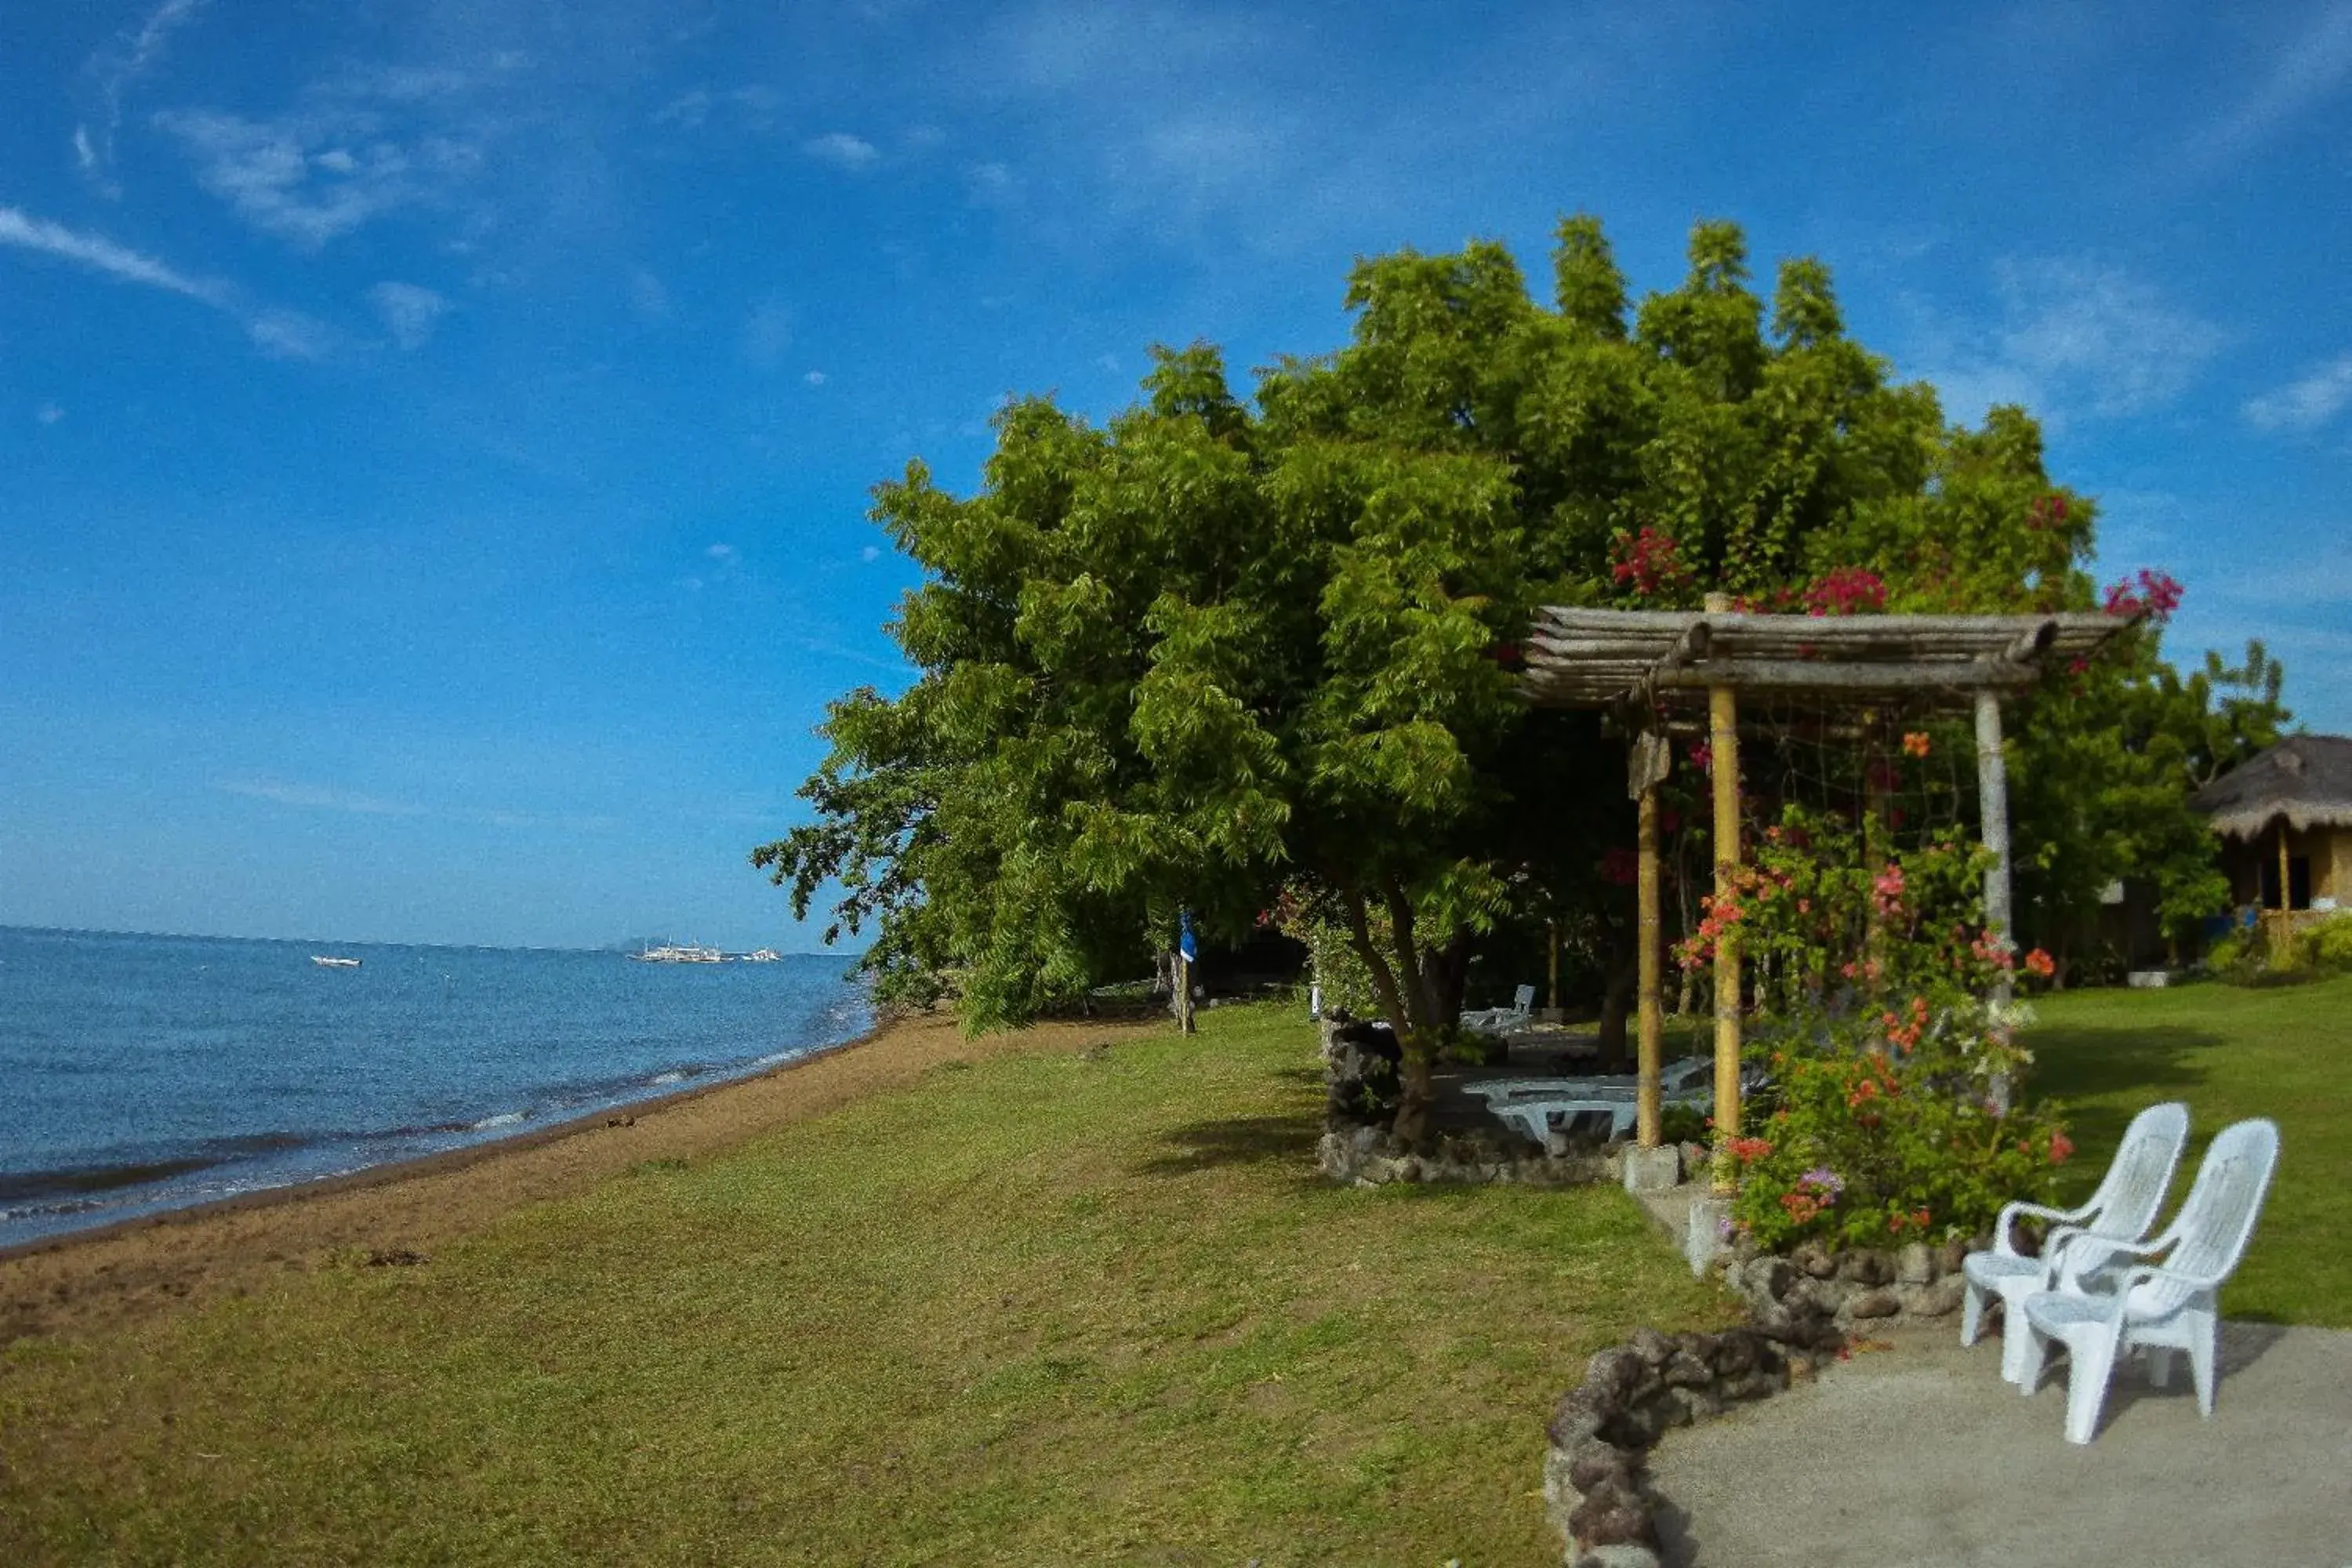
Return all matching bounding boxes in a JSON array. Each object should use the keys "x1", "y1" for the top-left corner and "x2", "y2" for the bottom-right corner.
[{"x1": 0, "y1": 1009, "x2": 1152, "y2": 1347}]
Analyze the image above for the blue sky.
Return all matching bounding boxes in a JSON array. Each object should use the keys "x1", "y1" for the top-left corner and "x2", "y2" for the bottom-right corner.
[{"x1": 2, "y1": 1, "x2": 2347, "y2": 951}]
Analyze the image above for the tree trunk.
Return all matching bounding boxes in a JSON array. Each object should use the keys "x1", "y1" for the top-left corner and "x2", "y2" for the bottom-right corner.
[
  {"x1": 1338, "y1": 881, "x2": 1436, "y2": 1147},
  {"x1": 1594, "y1": 949, "x2": 1638, "y2": 1072}
]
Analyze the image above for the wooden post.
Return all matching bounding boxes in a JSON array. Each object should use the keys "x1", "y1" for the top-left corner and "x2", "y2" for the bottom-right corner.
[
  {"x1": 1974, "y1": 691, "x2": 2013, "y2": 1116},
  {"x1": 1704, "y1": 594, "x2": 1742, "y2": 1193},
  {"x1": 2275, "y1": 818, "x2": 2294, "y2": 950},
  {"x1": 1547, "y1": 919, "x2": 1561, "y2": 1016},
  {"x1": 1638, "y1": 775, "x2": 1664, "y2": 1148}
]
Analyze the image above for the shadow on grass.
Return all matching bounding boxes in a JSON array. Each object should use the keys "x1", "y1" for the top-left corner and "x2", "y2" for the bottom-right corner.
[
  {"x1": 2025, "y1": 1024, "x2": 2229, "y2": 1202},
  {"x1": 1134, "y1": 1111, "x2": 1324, "y2": 1178}
]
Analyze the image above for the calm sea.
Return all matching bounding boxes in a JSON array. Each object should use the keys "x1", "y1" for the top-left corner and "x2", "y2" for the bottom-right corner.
[{"x1": 0, "y1": 927, "x2": 870, "y2": 1250}]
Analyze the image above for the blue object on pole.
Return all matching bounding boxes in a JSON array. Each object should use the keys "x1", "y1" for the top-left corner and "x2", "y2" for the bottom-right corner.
[{"x1": 1178, "y1": 910, "x2": 1197, "y2": 964}]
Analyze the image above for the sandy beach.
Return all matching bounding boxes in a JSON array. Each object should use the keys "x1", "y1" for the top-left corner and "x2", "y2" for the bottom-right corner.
[{"x1": 0, "y1": 1008, "x2": 1152, "y2": 1348}]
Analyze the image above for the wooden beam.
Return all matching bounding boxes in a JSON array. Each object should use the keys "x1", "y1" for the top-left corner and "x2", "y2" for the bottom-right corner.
[{"x1": 1653, "y1": 659, "x2": 2043, "y2": 691}]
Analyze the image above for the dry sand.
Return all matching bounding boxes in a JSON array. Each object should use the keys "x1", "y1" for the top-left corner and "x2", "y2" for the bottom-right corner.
[{"x1": 0, "y1": 1009, "x2": 1154, "y2": 1348}]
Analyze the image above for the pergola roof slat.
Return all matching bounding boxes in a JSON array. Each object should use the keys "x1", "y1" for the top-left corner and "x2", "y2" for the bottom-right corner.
[{"x1": 1520, "y1": 606, "x2": 2130, "y2": 713}]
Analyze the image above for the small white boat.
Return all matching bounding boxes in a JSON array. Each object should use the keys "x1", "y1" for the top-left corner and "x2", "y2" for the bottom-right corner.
[
  {"x1": 310, "y1": 955, "x2": 362, "y2": 968},
  {"x1": 744, "y1": 948, "x2": 782, "y2": 963}
]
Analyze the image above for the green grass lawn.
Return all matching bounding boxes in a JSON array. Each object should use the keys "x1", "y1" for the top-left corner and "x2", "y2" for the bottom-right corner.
[
  {"x1": 0, "y1": 1004, "x2": 1731, "y2": 1567},
  {"x1": 2028, "y1": 971, "x2": 2352, "y2": 1328}
]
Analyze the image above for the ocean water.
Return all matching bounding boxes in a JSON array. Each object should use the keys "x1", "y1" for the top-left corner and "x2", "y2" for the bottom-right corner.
[{"x1": 0, "y1": 927, "x2": 871, "y2": 1250}]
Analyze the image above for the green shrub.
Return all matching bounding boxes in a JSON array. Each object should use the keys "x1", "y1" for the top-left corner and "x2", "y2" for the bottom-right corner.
[
  {"x1": 2304, "y1": 913, "x2": 2352, "y2": 971},
  {"x1": 1726, "y1": 1043, "x2": 2069, "y2": 1250}
]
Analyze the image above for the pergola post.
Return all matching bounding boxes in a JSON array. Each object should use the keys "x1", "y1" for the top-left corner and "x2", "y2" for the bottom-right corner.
[
  {"x1": 1635, "y1": 738, "x2": 1665, "y2": 1149},
  {"x1": 1704, "y1": 596, "x2": 1742, "y2": 1192},
  {"x1": 1973, "y1": 690, "x2": 2013, "y2": 1116}
]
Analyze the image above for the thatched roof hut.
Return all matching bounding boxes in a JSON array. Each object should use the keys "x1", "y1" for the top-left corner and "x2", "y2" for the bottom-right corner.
[
  {"x1": 2191, "y1": 735, "x2": 2352, "y2": 840},
  {"x1": 2192, "y1": 735, "x2": 2352, "y2": 915}
]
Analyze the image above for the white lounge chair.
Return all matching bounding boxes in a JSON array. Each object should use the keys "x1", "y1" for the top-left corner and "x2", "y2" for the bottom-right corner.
[
  {"x1": 2017, "y1": 1118, "x2": 2280, "y2": 1444},
  {"x1": 1460, "y1": 984, "x2": 1537, "y2": 1035},
  {"x1": 1961, "y1": 1101, "x2": 2190, "y2": 1385},
  {"x1": 1466, "y1": 1054, "x2": 1712, "y2": 1109},
  {"x1": 1482, "y1": 1060, "x2": 1754, "y2": 1147}
]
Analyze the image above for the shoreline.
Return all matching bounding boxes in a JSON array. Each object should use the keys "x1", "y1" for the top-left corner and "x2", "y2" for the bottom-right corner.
[
  {"x1": 0, "y1": 1007, "x2": 1152, "y2": 1348},
  {"x1": 0, "y1": 1023, "x2": 883, "y2": 1264}
]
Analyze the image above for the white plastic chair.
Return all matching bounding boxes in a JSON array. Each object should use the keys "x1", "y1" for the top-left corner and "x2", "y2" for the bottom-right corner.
[
  {"x1": 1961, "y1": 1101, "x2": 2190, "y2": 1385},
  {"x1": 2017, "y1": 1118, "x2": 2280, "y2": 1444}
]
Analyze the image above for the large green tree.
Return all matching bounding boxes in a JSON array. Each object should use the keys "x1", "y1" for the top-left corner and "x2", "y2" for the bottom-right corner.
[{"x1": 757, "y1": 215, "x2": 2266, "y2": 1140}]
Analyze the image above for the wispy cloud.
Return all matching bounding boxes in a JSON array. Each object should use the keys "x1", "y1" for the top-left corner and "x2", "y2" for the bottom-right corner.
[
  {"x1": 36, "y1": 403, "x2": 65, "y2": 426},
  {"x1": 0, "y1": 205, "x2": 225, "y2": 303},
  {"x1": 368, "y1": 281, "x2": 449, "y2": 349},
  {"x1": 246, "y1": 308, "x2": 339, "y2": 361},
  {"x1": 154, "y1": 61, "x2": 505, "y2": 251},
  {"x1": 803, "y1": 369, "x2": 827, "y2": 387},
  {"x1": 218, "y1": 777, "x2": 426, "y2": 816},
  {"x1": 216, "y1": 775, "x2": 617, "y2": 833},
  {"x1": 1912, "y1": 258, "x2": 2227, "y2": 428},
  {"x1": 77, "y1": 0, "x2": 209, "y2": 196},
  {"x1": 2245, "y1": 353, "x2": 2352, "y2": 431},
  {"x1": 742, "y1": 296, "x2": 793, "y2": 368},
  {"x1": 628, "y1": 268, "x2": 670, "y2": 321},
  {"x1": 0, "y1": 203, "x2": 332, "y2": 360},
  {"x1": 2184, "y1": 2, "x2": 2352, "y2": 175},
  {"x1": 803, "y1": 132, "x2": 881, "y2": 171}
]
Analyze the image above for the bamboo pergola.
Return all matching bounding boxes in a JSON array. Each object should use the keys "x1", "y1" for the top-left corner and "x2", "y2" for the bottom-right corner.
[{"x1": 1522, "y1": 601, "x2": 2129, "y2": 1192}]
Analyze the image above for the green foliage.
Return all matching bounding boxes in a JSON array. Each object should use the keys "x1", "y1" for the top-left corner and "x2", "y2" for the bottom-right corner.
[{"x1": 2011, "y1": 637, "x2": 2290, "y2": 967}]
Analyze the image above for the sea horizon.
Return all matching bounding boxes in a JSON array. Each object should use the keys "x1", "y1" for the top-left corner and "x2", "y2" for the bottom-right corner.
[{"x1": 0, "y1": 927, "x2": 873, "y2": 1250}]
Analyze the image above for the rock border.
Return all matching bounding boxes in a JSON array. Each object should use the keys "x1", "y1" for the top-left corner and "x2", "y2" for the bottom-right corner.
[
  {"x1": 1317, "y1": 1123, "x2": 1691, "y2": 1187},
  {"x1": 1542, "y1": 1239, "x2": 1975, "y2": 1567}
]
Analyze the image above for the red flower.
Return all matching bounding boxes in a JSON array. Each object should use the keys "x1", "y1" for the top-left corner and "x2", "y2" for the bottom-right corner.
[
  {"x1": 1610, "y1": 525, "x2": 1696, "y2": 601},
  {"x1": 1902, "y1": 731, "x2": 1932, "y2": 758},
  {"x1": 2023, "y1": 948, "x2": 2056, "y2": 978},
  {"x1": 2049, "y1": 1131, "x2": 2075, "y2": 1165},
  {"x1": 1802, "y1": 567, "x2": 1889, "y2": 617}
]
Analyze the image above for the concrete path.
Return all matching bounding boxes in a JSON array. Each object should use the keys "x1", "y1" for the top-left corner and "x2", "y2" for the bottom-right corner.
[{"x1": 1648, "y1": 1319, "x2": 2352, "y2": 1567}]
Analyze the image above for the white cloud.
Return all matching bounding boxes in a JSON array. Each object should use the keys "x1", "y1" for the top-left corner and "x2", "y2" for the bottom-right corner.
[
  {"x1": 246, "y1": 309, "x2": 337, "y2": 361},
  {"x1": 36, "y1": 403, "x2": 64, "y2": 426},
  {"x1": 154, "y1": 61, "x2": 501, "y2": 250},
  {"x1": 964, "y1": 160, "x2": 1017, "y2": 207},
  {"x1": 804, "y1": 132, "x2": 881, "y2": 171},
  {"x1": 706, "y1": 543, "x2": 738, "y2": 562},
  {"x1": 156, "y1": 109, "x2": 433, "y2": 249},
  {"x1": 2186, "y1": 2, "x2": 2352, "y2": 174},
  {"x1": 2244, "y1": 353, "x2": 2352, "y2": 431},
  {"x1": 1913, "y1": 258, "x2": 2227, "y2": 427},
  {"x1": 218, "y1": 776, "x2": 426, "y2": 816},
  {"x1": 629, "y1": 268, "x2": 670, "y2": 321},
  {"x1": 803, "y1": 369, "x2": 827, "y2": 386},
  {"x1": 0, "y1": 204, "x2": 328, "y2": 362},
  {"x1": 0, "y1": 205, "x2": 225, "y2": 303},
  {"x1": 742, "y1": 297, "x2": 793, "y2": 368},
  {"x1": 78, "y1": 0, "x2": 209, "y2": 194},
  {"x1": 860, "y1": 545, "x2": 881, "y2": 563},
  {"x1": 368, "y1": 280, "x2": 449, "y2": 349},
  {"x1": 652, "y1": 89, "x2": 713, "y2": 129}
]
